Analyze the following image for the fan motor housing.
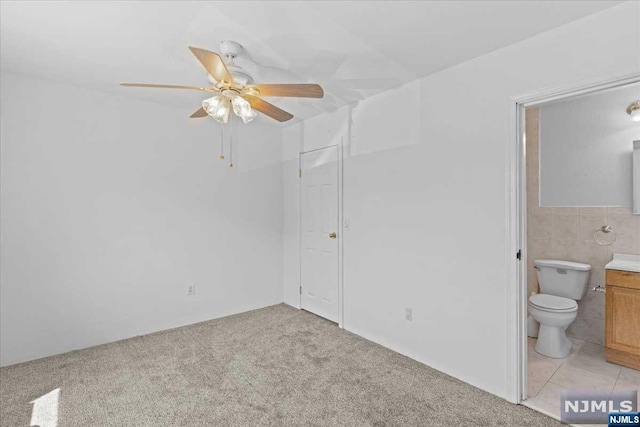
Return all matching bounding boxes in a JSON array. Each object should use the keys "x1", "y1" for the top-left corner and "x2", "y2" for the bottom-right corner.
[
  {"x1": 219, "y1": 40, "x2": 243, "y2": 59},
  {"x1": 207, "y1": 68, "x2": 253, "y2": 87},
  {"x1": 208, "y1": 40, "x2": 253, "y2": 87}
]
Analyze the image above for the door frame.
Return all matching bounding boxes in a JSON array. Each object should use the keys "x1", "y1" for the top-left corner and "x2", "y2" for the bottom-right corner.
[
  {"x1": 298, "y1": 143, "x2": 344, "y2": 328},
  {"x1": 505, "y1": 71, "x2": 640, "y2": 404}
]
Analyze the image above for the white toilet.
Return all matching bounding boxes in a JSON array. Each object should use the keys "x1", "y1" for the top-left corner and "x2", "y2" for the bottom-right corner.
[{"x1": 528, "y1": 259, "x2": 591, "y2": 358}]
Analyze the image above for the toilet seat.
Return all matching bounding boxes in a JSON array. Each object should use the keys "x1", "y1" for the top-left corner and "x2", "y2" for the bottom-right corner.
[{"x1": 529, "y1": 293, "x2": 577, "y2": 312}]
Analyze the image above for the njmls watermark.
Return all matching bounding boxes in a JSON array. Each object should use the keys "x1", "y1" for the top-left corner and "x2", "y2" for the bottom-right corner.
[
  {"x1": 608, "y1": 412, "x2": 640, "y2": 427},
  {"x1": 561, "y1": 389, "x2": 638, "y2": 425}
]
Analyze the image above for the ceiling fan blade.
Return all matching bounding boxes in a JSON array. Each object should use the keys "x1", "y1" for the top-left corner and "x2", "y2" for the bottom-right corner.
[
  {"x1": 242, "y1": 95, "x2": 293, "y2": 122},
  {"x1": 246, "y1": 84, "x2": 324, "y2": 98},
  {"x1": 188, "y1": 46, "x2": 233, "y2": 85},
  {"x1": 190, "y1": 107, "x2": 208, "y2": 118},
  {"x1": 120, "y1": 83, "x2": 216, "y2": 93}
]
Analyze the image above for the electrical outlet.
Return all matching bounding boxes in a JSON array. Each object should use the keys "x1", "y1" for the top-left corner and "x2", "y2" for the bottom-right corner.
[
  {"x1": 405, "y1": 307, "x2": 413, "y2": 321},
  {"x1": 187, "y1": 283, "x2": 195, "y2": 296}
]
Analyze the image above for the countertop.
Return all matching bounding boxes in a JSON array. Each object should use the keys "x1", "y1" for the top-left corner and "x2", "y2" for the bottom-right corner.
[{"x1": 605, "y1": 253, "x2": 640, "y2": 272}]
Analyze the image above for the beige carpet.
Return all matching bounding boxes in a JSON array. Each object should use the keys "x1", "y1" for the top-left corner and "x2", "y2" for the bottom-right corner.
[{"x1": 0, "y1": 304, "x2": 559, "y2": 426}]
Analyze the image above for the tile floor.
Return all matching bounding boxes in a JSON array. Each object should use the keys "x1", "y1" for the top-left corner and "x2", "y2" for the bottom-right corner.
[{"x1": 524, "y1": 337, "x2": 640, "y2": 426}]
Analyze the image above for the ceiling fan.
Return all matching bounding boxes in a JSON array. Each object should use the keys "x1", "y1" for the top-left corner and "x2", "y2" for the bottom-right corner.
[{"x1": 120, "y1": 41, "x2": 324, "y2": 123}]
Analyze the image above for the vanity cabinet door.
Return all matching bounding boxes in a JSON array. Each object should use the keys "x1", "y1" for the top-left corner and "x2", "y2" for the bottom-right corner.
[{"x1": 605, "y1": 286, "x2": 640, "y2": 369}]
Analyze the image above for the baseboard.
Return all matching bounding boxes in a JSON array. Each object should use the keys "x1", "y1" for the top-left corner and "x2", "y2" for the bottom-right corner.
[
  {"x1": 606, "y1": 347, "x2": 640, "y2": 370},
  {"x1": 0, "y1": 300, "x2": 284, "y2": 368}
]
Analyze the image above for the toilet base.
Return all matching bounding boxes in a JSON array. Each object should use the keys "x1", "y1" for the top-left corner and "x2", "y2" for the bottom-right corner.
[
  {"x1": 527, "y1": 315, "x2": 539, "y2": 338},
  {"x1": 535, "y1": 324, "x2": 572, "y2": 358}
]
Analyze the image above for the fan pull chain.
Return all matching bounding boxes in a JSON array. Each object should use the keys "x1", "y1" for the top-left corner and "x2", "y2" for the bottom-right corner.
[
  {"x1": 229, "y1": 119, "x2": 234, "y2": 168},
  {"x1": 229, "y1": 136, "x2": 234, "y2": 168},
  {"x1": 219, "y1": 127, "x2": 225, "y2": 160}
]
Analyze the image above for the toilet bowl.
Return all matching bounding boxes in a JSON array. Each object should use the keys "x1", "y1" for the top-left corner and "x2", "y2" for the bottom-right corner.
[
  {"x1": 530, "y1": 260, "x2": 591, "y2": 358},
  {"x1": 528, "y1": 293, "x2": 578, "y2": 358}
]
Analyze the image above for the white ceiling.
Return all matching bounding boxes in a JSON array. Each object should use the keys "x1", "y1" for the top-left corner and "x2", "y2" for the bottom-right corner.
[{"x1": 0, "y1": 0, "x2": 622, "y2": 125}]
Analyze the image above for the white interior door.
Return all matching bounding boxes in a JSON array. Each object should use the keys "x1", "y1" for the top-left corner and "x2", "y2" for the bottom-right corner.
[{"x1": 300, "y1": 146, "x2": 339, "y2": 322}]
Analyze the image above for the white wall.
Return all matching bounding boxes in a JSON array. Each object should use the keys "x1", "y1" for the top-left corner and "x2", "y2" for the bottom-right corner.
[
  {"x1": 283, "y1": 2, "x2": 640, "y2": 400},
  {"x1": 0, "y1": 72, "x2": 284, "y2": 366},
  {"x1": 282, "y1": 123, "x2": 303, "y2": 308},
  {"x1": 540, "y1": 84, "x2": 640, "y2": 208}
]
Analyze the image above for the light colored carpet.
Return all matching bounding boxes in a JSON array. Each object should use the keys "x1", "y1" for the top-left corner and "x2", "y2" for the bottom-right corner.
[{"x1": 1, "y1": 304, "x2": 559, "y2": 426}]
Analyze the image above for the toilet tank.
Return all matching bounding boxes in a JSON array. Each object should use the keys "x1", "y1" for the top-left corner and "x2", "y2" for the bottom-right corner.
[{"x1": 534, "y1": 259, "x2": 591, "y2": 300}]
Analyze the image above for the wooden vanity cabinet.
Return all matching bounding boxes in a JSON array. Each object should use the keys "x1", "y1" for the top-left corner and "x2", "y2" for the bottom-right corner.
[{"x1": 605, "y1": 269, "x2": 640, "y2": 370}]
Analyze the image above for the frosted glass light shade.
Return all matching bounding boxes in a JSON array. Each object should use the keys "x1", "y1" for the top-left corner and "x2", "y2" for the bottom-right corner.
[
  {"x1": 202, "y1": 96, "x2": 230, "y2": 123},
  {"x1": 232, "y1": 96, "x2": 257, "y2": 124}
]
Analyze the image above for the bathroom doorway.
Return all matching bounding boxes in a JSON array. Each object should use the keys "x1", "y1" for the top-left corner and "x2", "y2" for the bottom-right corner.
[{"x1": 510, "y1": 75, "x2": 640, "y2": 421}]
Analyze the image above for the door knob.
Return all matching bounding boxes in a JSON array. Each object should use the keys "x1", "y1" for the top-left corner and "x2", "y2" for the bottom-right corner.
[{"x1": 329, "y1": 232, "x2": 337, "y2": 239}]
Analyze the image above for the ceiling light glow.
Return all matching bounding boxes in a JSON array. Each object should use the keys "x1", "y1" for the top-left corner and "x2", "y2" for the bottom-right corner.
[
  {"x1": 627, "y1": 101, "x2": 640, "y2": 122},
  {"x1": 232, "y1": 96, "x2": 257, "y2": 124},
  {"x1": 202, "y1": 95, "x2": 231, "y2": 123}
]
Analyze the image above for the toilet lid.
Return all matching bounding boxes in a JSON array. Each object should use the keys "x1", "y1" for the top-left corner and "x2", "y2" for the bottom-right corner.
[{"x1": 529, "y1": 293, "x2": 577, "y2": 311}]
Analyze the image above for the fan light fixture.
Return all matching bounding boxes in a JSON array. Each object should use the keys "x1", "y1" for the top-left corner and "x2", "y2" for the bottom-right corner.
[
  {"x1": 202, "y1": 93, "x2": 257, "y2": 124},
  {"x1": 628, "y1": 101, "x2": 640, "y2": 122},
  {"x1": 232, "y1": 96, "x2": 257, "y2": 123},
  {"x1": 202, "y1": 95, "x2": 231, "y2": 123}
]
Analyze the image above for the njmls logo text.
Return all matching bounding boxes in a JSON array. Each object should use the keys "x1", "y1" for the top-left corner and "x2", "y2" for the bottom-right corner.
[
  {"x1": 608, "y1": 412, "x2": 640, "y2": 427},
  {"x1": 565, "y1": 398, "x2": 635, "y2": 414},
  {"x1": 561, "y1": 390, "x2": 638, "y2": 424}
]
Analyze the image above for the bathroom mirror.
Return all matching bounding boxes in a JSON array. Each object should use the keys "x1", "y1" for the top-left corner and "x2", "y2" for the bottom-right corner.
[{"x1": 538, "y1": 82, "x2": 640, "y2": 209}]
